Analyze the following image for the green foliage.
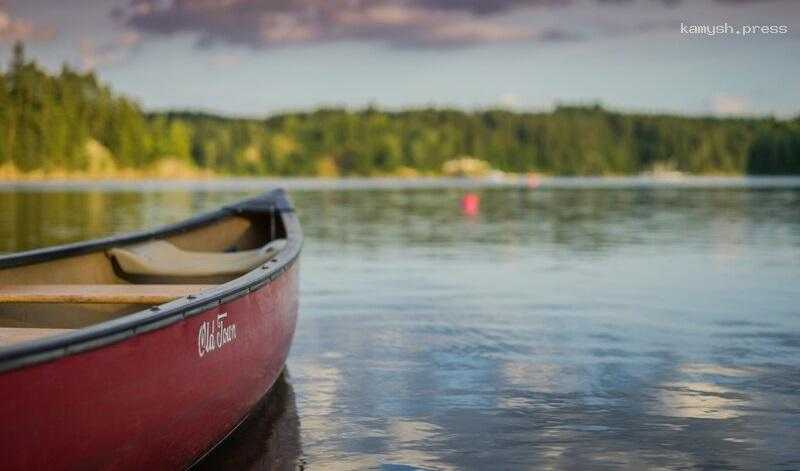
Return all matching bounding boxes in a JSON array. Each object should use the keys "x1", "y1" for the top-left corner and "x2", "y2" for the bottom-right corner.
[
  {"x1": 0, "y1": 43, "x2": 155, "y2": 172},
  {"x1": 1, "y1": 42, "x2": 799, "y2": 177}
]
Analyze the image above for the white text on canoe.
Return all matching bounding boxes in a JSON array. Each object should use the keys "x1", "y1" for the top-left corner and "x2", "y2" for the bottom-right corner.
[{"x1": 198, "y1": 313, "x2": 237, "y2": 357}]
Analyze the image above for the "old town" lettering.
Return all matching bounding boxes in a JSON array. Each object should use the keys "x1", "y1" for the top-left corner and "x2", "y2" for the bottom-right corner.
[{"x1": 198, "y1": 313, "x2": 237, "y2": 357}]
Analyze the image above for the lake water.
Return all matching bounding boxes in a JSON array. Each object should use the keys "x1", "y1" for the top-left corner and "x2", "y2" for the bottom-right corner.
[{"x1": 2, "y1": 178, "x2": 799, "y2": 470}]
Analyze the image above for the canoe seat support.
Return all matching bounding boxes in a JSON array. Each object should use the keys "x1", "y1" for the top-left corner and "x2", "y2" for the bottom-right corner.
[{"x1": 0, "y1": 284, "x2": 214, "y2": 305}]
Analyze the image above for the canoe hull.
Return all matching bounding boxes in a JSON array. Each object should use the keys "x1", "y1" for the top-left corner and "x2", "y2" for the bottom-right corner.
[{"x1": 0, "y1": 262, "x2": 299, "y2": 469}]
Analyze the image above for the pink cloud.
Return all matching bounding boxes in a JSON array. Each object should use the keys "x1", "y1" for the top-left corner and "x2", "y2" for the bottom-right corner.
[
  {"x1": 0, "y1": 4, "x2": 56, "y2": 43},
  {"x1": 710, "y1": 94, "x2": 750, "y2": 115},
  {"x1": 80, "y1": 31, "x2": 142, "y2": 70}
]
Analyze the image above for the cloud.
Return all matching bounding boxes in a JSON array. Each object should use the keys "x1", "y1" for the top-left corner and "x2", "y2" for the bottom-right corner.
[
  {"x1": 209, "y1": 51, "x2": 243, "y2": 68},
  {"x1": 118, "y1": 0, "x2": 539, "y2": 49},
  {"x1": 115, "y1": 0, "x2": 788, "y2": 49},
  {"x1": 498, "y1": 92, "x2": 522, "y2": 109},
  {"x1": 0, "y1": 3, "x2": 56, "y2": 43},
  {"x1": 710, "y1": 93, "x2": 750, "y2": 115},
  {"x1": 80, "y1": 31, "x2": 142, "y2": 70}
]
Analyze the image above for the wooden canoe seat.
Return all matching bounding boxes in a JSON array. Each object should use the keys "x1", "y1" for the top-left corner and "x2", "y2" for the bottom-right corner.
[
  {"x1": 107, "y1": 239, "x2": 286, "y2": 277},
  {"x1": 0, "y1": 327, "x2": 74, "y2": 347},
  {"x1": 0, "y1": 284, "x2": 214, "y2": 304}
]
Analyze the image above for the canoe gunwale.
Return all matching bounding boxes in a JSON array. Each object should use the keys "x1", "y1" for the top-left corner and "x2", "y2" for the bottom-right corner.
[{"x1": 0, "y1": 189, "x2": 303, "y2": 373}]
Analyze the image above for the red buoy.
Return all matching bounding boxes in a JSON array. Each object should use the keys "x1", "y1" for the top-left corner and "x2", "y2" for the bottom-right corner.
[{"x1": 461, "y1": 193, "x2": 480, "y2": 216}]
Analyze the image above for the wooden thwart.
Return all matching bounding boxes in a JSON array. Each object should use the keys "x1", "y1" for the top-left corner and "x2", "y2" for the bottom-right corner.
[{"x1": 0, "y1": 284, "x2": 215, "y2": 304}]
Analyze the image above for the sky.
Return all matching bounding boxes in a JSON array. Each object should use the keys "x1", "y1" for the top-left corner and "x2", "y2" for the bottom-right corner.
[{"x1": 0, "y1": 0, "x2": 798, "y2": 118}]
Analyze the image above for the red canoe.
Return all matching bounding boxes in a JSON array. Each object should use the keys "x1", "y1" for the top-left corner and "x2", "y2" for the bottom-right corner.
[{"x1": 0, "y1": 189, "x2": 301, "y2": 469}]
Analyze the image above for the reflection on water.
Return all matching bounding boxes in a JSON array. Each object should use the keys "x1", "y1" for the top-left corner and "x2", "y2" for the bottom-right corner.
[
  {"x1": 2, "y1": 180, "x2": 800, "y2": 470},
  {"x1": 194, "y1": 372, "x2": 303, "y2": 470},
  {"x1": 653, "y1": 381, "x2": 746, "y2": 420}
]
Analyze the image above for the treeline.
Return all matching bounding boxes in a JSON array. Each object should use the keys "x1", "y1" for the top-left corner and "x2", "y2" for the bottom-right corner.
[
  {"x1": 1, "y1": 43, "x2": 799, "y2": 177},
  {"x1": 0, "y1": 43, "x2": 194, "y2": 175}
]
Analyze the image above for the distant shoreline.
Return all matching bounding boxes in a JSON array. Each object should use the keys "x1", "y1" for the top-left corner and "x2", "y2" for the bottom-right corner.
[
  {"x1": 3, "y1": 175, "x2": 800, "y2": 192},
  {"x1": 2, "y1": 45, "x2": 797, "y2": 182}
]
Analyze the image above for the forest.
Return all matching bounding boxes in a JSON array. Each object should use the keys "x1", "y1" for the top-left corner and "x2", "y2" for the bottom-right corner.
[{"x1": 1, "y1": 43, "x2": 798, "y2": 178}]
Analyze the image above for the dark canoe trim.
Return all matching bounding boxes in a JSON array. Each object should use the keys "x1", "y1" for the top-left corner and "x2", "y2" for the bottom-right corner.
[{"x1": 0, "y1": 189, "x2": 303, "y2": 374}]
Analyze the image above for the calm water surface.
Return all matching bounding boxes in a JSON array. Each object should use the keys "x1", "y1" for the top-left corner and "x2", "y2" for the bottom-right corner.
[{"x1": 2, "y1": 180, "x2": 799, "y2": 470}]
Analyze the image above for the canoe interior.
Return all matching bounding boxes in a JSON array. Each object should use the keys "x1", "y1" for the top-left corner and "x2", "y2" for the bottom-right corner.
[{"x1": 0, "y1": 210, "x2": 285, "y2": 345}]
